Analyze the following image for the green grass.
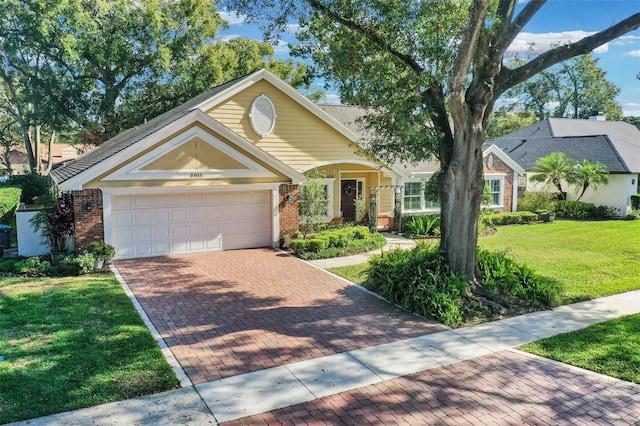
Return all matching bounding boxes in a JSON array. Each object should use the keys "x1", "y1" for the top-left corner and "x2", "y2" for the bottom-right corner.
[
  {"x1": 328, "y1": 264, "x2": 368, "y2": 284},
  {"x1": 521, "y1": 314, "x2": 640, "y2": 384},
  {"x1": 479, "y1": 220, "x2": 640, "y2": 303},
  {"x1": 0, "y1": 274, "x2": 179, "y2": 424},
  {"x1": 331, "y1": 220, "x2": 640, "y2": 304}
]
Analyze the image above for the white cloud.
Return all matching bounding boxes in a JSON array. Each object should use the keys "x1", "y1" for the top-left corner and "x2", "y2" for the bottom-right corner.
[
  {"x1": 218, "y1": 33, "x2": 242, "y2": 42},
  {"x1": 623, "y1": 102, "x2": 640, "y2": 114},
  {"x1": 219, "y1": 10, "x2": 248, "y2": 25},
  {"x1": 273, "y1": 40, "x2": 290, "y2": 55},
  {"x1": 507, "y1": 31, "x2": 609, "y2": 56},
  {"x1": 323, "y1": 93, "x2": 342, "y2": 105},
  {"x1": 627, "y1": 50, "x2": 640, "y2": 57}
]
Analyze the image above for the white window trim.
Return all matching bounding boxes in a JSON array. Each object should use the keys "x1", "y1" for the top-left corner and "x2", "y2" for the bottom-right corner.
[
  {"x1": 484, "y1": 174, "x2": 506, "y2": 210},
  {"x1": 402, "y1": 179, "x2": 440, "y2": 213}
]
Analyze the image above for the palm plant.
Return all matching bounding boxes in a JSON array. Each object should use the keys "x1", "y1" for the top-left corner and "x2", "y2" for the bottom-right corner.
[
  {"x1": 567, "y1": 160, "x2": 609, "y2": 201},
  {"x1": 530, "y1": 152, "x2": 574, "y2": 198}
]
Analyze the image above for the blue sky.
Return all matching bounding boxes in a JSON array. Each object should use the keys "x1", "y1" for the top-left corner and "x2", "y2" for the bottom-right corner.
[{"x1": 219, "y1": 1, "x2": 640, "y2": 116}]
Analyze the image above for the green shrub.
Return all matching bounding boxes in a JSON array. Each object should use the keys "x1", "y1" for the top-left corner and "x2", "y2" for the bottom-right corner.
[
  {"x1": 554, "y1": 200, "x2": 619, "y2": 220},
  {"x1": 517, "y1": 191, "x2": 557, "y2": 213},
  {"x1": 5, "y1": 174, "x2": 55, "y2": 204},
  {"x1": 0, "y1": 186, "x2": 21, "y2": 224},
  {"x1": 554, "y1": 200, "x2": 593, "y2": 219},
  {"x1": 363, "y1": 244, "x2": 560, "y2": 326},
  {"x1": 289, "y1": 226, "x2": 385, "y2": 259},
  {"x1": 13, "y1": 257, "x2": 51, "y2": 277},
  {"x1": 0, "y1": 258, "x2": 18, "y2": 274},
  {"x1": 404, "y1": 214, "x2": 440, "y2": 237},
  {"x1": 83, "y1": 241, "x2": 115, "y2": 260},
  {"x1": 481, "y1": 211, "x2": 539, "y2": 227},
  {"x1": 477, "y1": 250, "x2": 561, "y2": 306},
  {"x1": 58, "y1": 253, "x2": 96, "y2": 276},
  {"x1": 631, "y1": 194, "x2": 640, "y2": 211},
  {"x1": 364, "y1": 243, "x2": 468, "y2": 325}
]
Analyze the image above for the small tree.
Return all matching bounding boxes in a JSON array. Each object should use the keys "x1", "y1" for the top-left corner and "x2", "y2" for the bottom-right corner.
[
  {"x1": 298, "y1": 173, "x2": 329, "y2": 238},
  {"x1": 530, "y1": 152, "x2": 575, "y2": 198},
  {"x1": 30, "y1": 193, "x2": 74, "y2": 252},
  {"x1": 567, "y1": 160, "x2": 609, "y2": 201}
]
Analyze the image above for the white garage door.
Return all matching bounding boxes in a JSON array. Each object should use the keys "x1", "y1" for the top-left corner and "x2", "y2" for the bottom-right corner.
[{"x1": 111, "y1": 191, "x2": 272, "y2": 259}]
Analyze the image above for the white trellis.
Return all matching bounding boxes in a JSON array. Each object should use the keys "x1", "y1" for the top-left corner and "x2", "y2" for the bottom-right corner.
[{"x1": 368, "y1": 185, "x2": 403, "y2": 232}]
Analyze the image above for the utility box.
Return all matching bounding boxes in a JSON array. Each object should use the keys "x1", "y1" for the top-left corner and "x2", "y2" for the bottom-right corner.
[{"x1": 0, "y1": 224, "x2": 10, "y2": 249}]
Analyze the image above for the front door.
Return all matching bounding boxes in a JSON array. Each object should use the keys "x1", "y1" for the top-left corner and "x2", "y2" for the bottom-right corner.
[{"x1": 341, "y1": 179, "x2": 357, "y2": 221}]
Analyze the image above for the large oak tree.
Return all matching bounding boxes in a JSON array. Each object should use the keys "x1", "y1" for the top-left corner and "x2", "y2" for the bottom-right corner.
[{"x1": 228, "y1": 0, "x2": 640, "y2": 281}]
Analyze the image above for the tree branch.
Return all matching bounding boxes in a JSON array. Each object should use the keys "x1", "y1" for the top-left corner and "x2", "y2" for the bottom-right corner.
[
  {"x1": 305, "y1": 0, "x2": 425, "y2": 75},
  {"x1": 496, "y1": 12, "x2": 640, "y2": 95},
  {"x1": 447, "y1": 0, "x2": 491, "y2": 118},
  {"x1": 497, "y1": 0, "x2": 546, "y2": 56}
]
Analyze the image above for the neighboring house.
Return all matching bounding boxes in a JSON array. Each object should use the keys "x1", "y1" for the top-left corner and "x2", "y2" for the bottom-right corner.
[
  {"x1": 50, "y1": 69, "x2": 523, "y2": 260},
  {"x1": 1, "y1": 144, "x2": 88, "y2": 175},
  {"x1": 489, "y1": 117, "x2": 640, "y2": 214}
]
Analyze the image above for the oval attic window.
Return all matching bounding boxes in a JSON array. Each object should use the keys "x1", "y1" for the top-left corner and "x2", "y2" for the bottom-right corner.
[{"x1": 249, "y1": 95, "x2": 277, "y2": 137}]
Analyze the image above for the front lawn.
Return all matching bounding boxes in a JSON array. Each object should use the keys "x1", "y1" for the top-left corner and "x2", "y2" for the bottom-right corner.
[
  {"x1": 0, "y1": 274, "x2": 179, "y2": 424},
  {"x1": 479, "y1": 220, "x2": 640, "y2": 303},
  {"x1": 328, "y1": 220, "x2": 640, "y2": 321},
  {"x1": 521, "y1": 313, "x2": 640, "y2": 384}
]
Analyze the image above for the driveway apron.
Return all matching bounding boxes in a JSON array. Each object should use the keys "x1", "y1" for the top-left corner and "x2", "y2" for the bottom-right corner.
[{"x1": 115, "y1": 248, "x2": 445, "y2": 385}]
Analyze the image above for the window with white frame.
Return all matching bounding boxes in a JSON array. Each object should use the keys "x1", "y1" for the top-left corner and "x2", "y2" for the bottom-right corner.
[
  {"x1": 403, "y1": 180, "x2": 440, "y2": 212},
  {"x1": 321, "y1": 178, "x2": 335, "y2": 217},
  {"x1": 484, "y1": 175, "x2": 504, "y2": 207}
]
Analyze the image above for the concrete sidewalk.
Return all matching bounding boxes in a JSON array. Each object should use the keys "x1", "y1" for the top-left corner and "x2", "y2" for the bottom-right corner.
[{"x1": 11, "y1": 288, "x2": 640, "y2": 425}]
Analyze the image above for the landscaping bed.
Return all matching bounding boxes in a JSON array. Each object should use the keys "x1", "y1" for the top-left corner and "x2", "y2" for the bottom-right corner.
[{"x1": 287, "y1": 225, "x2": 386, "y2": 259}]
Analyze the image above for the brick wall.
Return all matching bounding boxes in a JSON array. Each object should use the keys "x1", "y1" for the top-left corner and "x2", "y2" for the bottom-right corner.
[
  {"x1": 278, "y1": 184, "x2": 299, "y2": 246},
  {"x1": 72, "y1": 189, "x2": 104, "y2": 253},
  {"x1": 484, "y1": 154, "x2": 515, "y2": 212}
]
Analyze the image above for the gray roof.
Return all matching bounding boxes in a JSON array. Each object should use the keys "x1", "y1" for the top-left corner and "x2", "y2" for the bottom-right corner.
[
  {"x1": 50, "y1": 72, "x2": 258, "y2": 184},
  {"x1": 317, "y1": 104, "x2": 373, "y2": 140},
  {"x1": 489, "y1": 118, "x2": 640, "y2": 173}
]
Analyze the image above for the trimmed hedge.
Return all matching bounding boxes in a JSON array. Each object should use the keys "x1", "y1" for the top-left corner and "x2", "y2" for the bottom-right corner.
[
  {"x1": 554, "y1": 200, "x2": 619, "y2": 220},
  {"x1": 0, "y1": 186, "x2": 21, "y2": 224},
  {"x1": 289, "y1": 226, "x2": 386, "y2": 259},
  {"x1": 481, "y1": 211, "x2": 539, "y2": 227}
]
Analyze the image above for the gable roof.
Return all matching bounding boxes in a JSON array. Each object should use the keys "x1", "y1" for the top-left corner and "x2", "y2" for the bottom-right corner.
[
  {"x1": 52, "y1": 69, "x2": 408, "y2": 186},
  {"x1": 50, "y1": 75, "x2": 245, "y2": 185},
  {"x1": 489, "y1": 118, "x2": 640, "y2": 173}
]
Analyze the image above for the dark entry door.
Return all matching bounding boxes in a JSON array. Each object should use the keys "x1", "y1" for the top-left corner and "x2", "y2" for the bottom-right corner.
[{"x1": 341, "y1": 180, "x2": 357, "y2": 221}]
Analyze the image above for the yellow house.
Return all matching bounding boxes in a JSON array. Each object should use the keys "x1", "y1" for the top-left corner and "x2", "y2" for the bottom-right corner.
[{"x1": 51, "y1": 69, "x2": 407, "y2": 259}]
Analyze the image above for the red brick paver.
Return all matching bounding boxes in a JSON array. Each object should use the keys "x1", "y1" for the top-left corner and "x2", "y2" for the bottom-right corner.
[
  {"x1": 115, "y1": 249, "x2": 444, "y2": 384},
  {"x1": 223, "y1": 351, "x2": 640, "y2": 425}
]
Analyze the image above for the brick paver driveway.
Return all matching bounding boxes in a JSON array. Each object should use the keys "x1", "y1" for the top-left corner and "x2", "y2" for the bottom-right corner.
[
  {"x1": 115, "y1": 248, "x2": 444, "y2": 385},
  {"x1": 223, "y1": 351, "x2": 640, "y2": 425}
]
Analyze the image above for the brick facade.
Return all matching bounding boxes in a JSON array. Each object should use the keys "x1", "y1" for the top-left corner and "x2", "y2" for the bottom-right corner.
[
  {"x1": 72, "y1": 189, "x2": 104, "y2": 253},
  {"x1": 484, "y1": 154, "x2": 515, "y2": 212},
  {"x1": 278, "y1": 184, "x2": 299, "y2": 246}
]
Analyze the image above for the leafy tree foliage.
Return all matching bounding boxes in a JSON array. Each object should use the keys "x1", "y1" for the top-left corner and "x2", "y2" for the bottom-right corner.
[
  {"x1": 298, "y1": 173, "x2": 329, "y2": 238},
  {"x1": 567, "y1": 160, "x2": 609, "y2": 201},
  {"x1": 485, "y1": 111, "x2": 537, "y2": 139},
  {"x1": 228, "y1": 0, "x2": 640, "y2": 280},
  {"x1": 505, "y1": 54, "x2": 623, "y2": 120},
  {"x1": 0, "y1": 0, "x2": 318, "y2": 165},
  {"x1": 530, "y1": 152, "x2": 609, "y2": 202},
  {"x1": 530, "y1": 152, "x2": 575, "y2": 196}
]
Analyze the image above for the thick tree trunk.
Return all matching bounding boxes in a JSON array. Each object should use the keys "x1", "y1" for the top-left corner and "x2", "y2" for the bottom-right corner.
[{"x1": 439, "y1": 121, "x2": 485, "y2": 281}]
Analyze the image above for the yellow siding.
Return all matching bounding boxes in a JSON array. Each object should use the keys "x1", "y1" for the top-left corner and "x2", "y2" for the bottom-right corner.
[
  {"x1": 208, "y1": 80, "x2": 370, "y2": 171},
  {"x1": 86, "y1": 123, "x2": 290, "y2": 188}
]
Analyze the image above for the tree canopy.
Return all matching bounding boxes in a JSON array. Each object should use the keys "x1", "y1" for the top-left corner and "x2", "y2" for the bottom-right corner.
[
  {"x1": 0, "y1": 0, "x2": 318, "y2": 174},
  {"x1": 228, "y1": 0, "x2": 640, "y2": 280},
  {"x1": 505, "y1": 54, "x2": 623, "y2": 120}
]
